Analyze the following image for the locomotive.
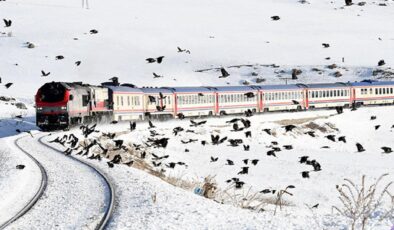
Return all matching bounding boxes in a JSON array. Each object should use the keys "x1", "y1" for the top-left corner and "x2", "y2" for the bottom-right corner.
[{"x1": 35, "y1": 80, "x2": 394, "y2": 130}]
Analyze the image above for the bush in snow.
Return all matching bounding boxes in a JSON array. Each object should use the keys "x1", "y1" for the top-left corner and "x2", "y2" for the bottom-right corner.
[{"x1": 332, "y1": 173, "x2": 394, "y2": 230}]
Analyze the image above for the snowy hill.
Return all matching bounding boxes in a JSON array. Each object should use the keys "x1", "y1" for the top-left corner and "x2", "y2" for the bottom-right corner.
[{"x1": 1, "y1": 0, "x2": 394, "y2": 99}]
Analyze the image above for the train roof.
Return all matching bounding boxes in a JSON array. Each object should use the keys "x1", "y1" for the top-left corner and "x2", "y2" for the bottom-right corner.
[
  {"x1": 257, "y1": 84, "x2": 305, "y2": 90},
  {"x1": 140, "y1": 87, "x2": 173, "y2": 94},
  {"x1": 305, "y1": 82, "x2": 350, "y2": 89},
  {"x1": 164, "y1": 87, "x2": 217, "y2": 93},
  {"x1": 105, "y1": 85, "x2": 143, "y2": 93},
  {"x1": 213, "y1": 86, "x2": 259, "y2": 92},
  {"x1": 350, "y1": 80, "x2": 394, "y2": 87}
]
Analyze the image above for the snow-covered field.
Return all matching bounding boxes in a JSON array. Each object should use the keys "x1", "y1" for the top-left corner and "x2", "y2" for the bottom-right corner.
[
  {"x1": 1, "y1": 0, "x2": 394, "y2": 98},
  {"x1": 1, "y1": 0, "x2": 394, "y2": 229}
]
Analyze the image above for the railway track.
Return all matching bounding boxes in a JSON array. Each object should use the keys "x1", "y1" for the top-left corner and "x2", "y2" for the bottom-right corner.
[
  {"x1": 38, "y1": 135, "x2": 115, "y2": 230},
  {"x1": 0, "y1": 136, "x2": 48, "y2": 230},
  {"x1": 1, "y1": 134, "x2": 115, "y2": 230}
]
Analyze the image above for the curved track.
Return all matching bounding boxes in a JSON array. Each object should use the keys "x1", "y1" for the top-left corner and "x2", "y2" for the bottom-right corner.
[
  {"x1": 0, "y1": 136, "x2": 48, "y2": 230},
  {"x1": 37, "y1": 135, "x2": 115, "y2": 230}
]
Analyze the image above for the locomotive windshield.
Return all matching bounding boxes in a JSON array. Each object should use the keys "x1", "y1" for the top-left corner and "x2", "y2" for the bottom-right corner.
[{"x1": 39, "y1": 82, "x2": 66, "y2": 102}]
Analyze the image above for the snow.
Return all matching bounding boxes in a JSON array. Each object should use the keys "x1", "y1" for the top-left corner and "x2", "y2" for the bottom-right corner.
[
  {"x1": 45, "y1": 105, "x2": 394, "y2": 229},
  {"x1": 7, "y1": 134, "x2": 108, "y2": 229},
  {"x1": 1, "y1": 0, "x2": 394, "y2": 229},
  {"x1": 1, "y1": 0, "x2": 394, "y2": 98},
  {"x1": 0, "y1": 137, "x2": 41, "y2": 225}
]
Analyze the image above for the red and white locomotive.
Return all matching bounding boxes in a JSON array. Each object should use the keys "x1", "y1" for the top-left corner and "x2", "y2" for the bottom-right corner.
[{"x1": 35, "y1": 80, "x2": 394, "y2": 130}]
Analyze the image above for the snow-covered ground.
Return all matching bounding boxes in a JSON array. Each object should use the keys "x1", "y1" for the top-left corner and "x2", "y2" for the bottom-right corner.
[
  {"x1": 45, "y1": 105, "x2": 394, "y2": 229},
  {"x1": 1, "y1": 0, "x2": 394, "y2": 229},
  {"x1": 1, "y1": 0, "x2": 394, "y2": 98}
]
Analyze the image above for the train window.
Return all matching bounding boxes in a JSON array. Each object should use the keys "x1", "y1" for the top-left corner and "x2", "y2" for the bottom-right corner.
[
  {"x1": 69, "y1": 95, "x2": 74, "y2": 101},
  {"x1": 375, "y1": 88, "x2": 378, "y2": 94},
  {"x1": 116, "y1": 96, "x2": 119, "y2": 106},
  {"x1": 82, "y1": 95, "x2": 89, "y2": 107},
  {"x1": 127, "y1": 96, "x2": 130, "y2": 106},
  {"x1": 379, "y1": 88, "x2": 382, "y2": 95},
  {"x1": 391, "y1": 88, "x2": 393, "y2": 94},
  {"x1": 121, "y1": 96, "x2": 124, "y2": 106}
]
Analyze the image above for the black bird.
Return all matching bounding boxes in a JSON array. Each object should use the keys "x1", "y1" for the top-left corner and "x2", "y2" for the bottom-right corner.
[
  {"x1": 226, "y1": 159, "x2": 234, "y2": 165},
  {"x1": 228, "y1": 139, "x2": 243, "y2": 147},
  {"x1": 301, "y1": 171, "x2": 310, "y2": 178},
  {"x1": 41, "y1": 70, "x2": 50, "y2": 77},
  {"x1": 146, "y1": 58, "x2": 156, "y2": 63},
  {"x1": 381, "y1": 147, "x2": 392, "y2": 153},
  {"x1": 198, "y1": 93, "x2": 204, "y2": 97},
  {"x1": 235, "y1": 181, "x2": 245, "y2": 189},
  {"x1": 326, "y1": 135, "x2": 336, "y2": 142},
  {"x1": 64, "y1": 148, "x2": 72, "y2": 155},
  {"x1": 244, "y1": 109, "x2": 253, "y2": 117},
  {"x1": 75, "y1": 61, "x2": 81, "y2": 66},
  {"x1": 4, "y1": 83, "x2": 13, "y2": 89},
  {"x1": 262, "y1": 128, "x2": 272, "y2": 135},
  {"x1": 356, "y1": 143, "x2": 365, "y2": 152},
  {"x1": 153, "y1": 72, "x2": 163, "y2": 78},
  {"x1": 338, "y1": 136, "x2": 346, "y2": 143},
  {"x1": 201, "y1": 140, "x2": 207, "y2": 146},
  {"x1": 177, "y1": 47, "x2": 191, "y2": 53},
  {"x1": 312, "y1": 162, "x2": 322, "y2": 171},
  {"x1": 156, "y1": 56, "x2": 164, "y2": 63},
  {"x1": 271, "y1": 141, "x2": 278, "y2": 145},
  {"x1": 107, "y1": 162, "x2": 114, "y2": 168},
  {"x1": 110, "y1": 120, "x2": 118, "y2": 124},
  {"x1": 237, "y1": 167, "x2": 249, "y2": 175},
  {"x1": 219, "y1": 67, "x2": 230, "y2": 78},
  {"x1": 244, "y1": 92, "x2": 255, "y2": 98},
  {"x1": 292, "y1": 100, "x2": 300, "y2": 105},
  {"x1": 283, "y1": 125, "x2": 296, "y2": 132},
  {"x1": 241, "y1": 119, "x2": 251, "y2": 128},
  {"x1": 130, "y1": 121, "x2": 136, "y2": 131},
  {"x1": 283, "y1": 145, "x2": 293, "y2": 150},
  {"x1": 251, "y1": 159, "x2": 259, "y2": 166},
  {"x1": 177, "y1": 113, "x2": 185, "y2": 119},
  {"x1": 152, "y1": 161, "x2": 162, "y2": 167},
  {"x1": 305, "y1": 131, "x2": 315, "y2": 137},
  {"x1": 322, "y1": 43, "x2": 330, "y2": 48},
  {"x1": 113, "y1": 140, "x2": 124, "y2": 149},
  {"x1": 312, "y1": 204, "x2": 319, "y2": 209},
  {"x1": 148, "y1": 120, "x2": 156, "y2": 129},
  {"x1": 226, "y1": 118, "x2": 241, "y2": 123},
  {"x1": 148, "y1": 95, "x2": 156, "y2": 103},
  {"x1": 243, "y1": 159, "x2": 248, "y2": 165},
  {"x1": 181, "y1": 139, "x2": 198, "y2": 144},
  {"x1": 232, "y1": 123, "x2": 243, "y2": 131},
  {"x1": 3, "y1": 19, "x2": 12, "y2": 27},
  {"x1": 345, "y1": 0, "x2": 352, "y2": 6},
  {"x1": 211, "y1": 135, "x2": 227, "y2": 145},
  {"x1": 159, "y1": 92, "x2": 166, "y2": 100},
  {"x1": 260, "y1": 189, "x2": 272, "y2": 194},
  {"x1": 299, "y1": 156, "x2": 309, "y2": 164},
  {"x1": 156, "y1": 105, "x2": 166, "y2": 112},
  {"x1": 267, "y1": 150, "x2": 277, "y2": 157},
  {"x1": 173, "y1": 126, "x2": 184, "y2": 136},
  {"x1": 375, "y1": 125, "x2": 380, "y2": 130},
  {"x1": 271, "y1": 16, "x2": 280, "y2": 21},
  {"x1": 378, "y1": 60, "x2": 385, "y2": 66},
  {"x1": 272, "y1": 147, "x2": 281, "y2": 152},
  {"x1": 243, "y1": 145, "x2": 250, "y2": 151},
  {"x1": 89, "y1": 29, "x2": 98, "y2": 34},
  {"x1": 210, "y1": 156, "x2": 218, "y2": 162},
  {"x1": 190, "y1": 120, "x2": 207, "y2": 127},
  {"x1": 55, "y1": 55, "x2": 64, "y2": 60},
  {"x1": 166, "y1": 162, "x2": 176, "y2": 169},
  {"x1": 370, "y1": 116, "x2": 377, "y2": 120},
  {"x1": 16, "y1": 164, "x2": 25, "y2": 169}
]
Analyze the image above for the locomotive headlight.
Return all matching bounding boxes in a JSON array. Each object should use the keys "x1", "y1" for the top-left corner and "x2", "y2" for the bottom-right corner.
[
  {"x1": 37, "y1": 107, "x2": 43, "y2": 111},
  {"x1": 61, "y1": 106, "x2": 67, "y2": 110}
]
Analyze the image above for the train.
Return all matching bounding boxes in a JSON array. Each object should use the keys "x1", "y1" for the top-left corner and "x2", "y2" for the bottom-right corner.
[{"x1": 35, "y1": 80, "x2": 394, "y2": 130}]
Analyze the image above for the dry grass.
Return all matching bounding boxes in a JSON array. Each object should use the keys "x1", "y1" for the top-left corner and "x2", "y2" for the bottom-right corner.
[{"x1": 332, "y1": 174, "x2": 394, "y2": 230}]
